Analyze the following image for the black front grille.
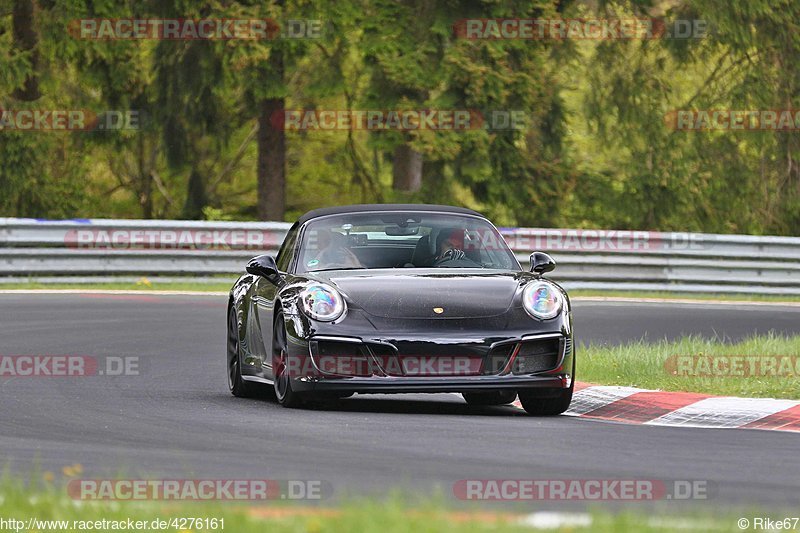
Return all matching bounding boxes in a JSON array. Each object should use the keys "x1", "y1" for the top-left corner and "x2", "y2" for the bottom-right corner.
[
  {"x1": 387, "y1": 341, "x2": 486, "y2": 377},
  {"x1": 511, "y1": 337, "x2": 561, "y2": 375}
]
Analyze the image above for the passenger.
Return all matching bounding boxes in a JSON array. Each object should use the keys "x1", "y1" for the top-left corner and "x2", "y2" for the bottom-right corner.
[{"x1": 315, "y1": 230, "x2": 363, "y2": 269}]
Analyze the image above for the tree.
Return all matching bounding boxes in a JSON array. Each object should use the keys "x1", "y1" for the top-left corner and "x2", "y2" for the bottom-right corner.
[{"x1": 576, "y1": 0, "x2": 800, "y2": 234}]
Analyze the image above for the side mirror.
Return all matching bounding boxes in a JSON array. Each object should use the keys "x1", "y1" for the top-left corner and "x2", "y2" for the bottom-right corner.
[
  {"x1": 529, "y1": 251, "x2": 556, "y2": 275},
  {"x1": 246, "y1": 254, "x2": 279, "y2": 279}
]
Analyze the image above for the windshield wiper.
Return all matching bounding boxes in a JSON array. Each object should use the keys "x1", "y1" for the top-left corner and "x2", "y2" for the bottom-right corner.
[{"x1": 308, "y1": 267, "x2": 368, "y2": 272}]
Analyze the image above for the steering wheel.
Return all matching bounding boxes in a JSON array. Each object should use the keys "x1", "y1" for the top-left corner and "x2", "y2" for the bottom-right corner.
[{"x1": 433, "y1": 248, "x2": 480, "y2": 267}]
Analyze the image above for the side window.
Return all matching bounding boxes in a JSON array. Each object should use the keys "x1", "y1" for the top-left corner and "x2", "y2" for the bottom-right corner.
[{"x1": 275, "y1": 225, "x2": 299, "y2": 272}]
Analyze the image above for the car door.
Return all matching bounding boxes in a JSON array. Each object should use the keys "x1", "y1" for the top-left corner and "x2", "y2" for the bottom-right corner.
[{"x1": 249, "y1": 224, "x2": 299, "y2": 376}]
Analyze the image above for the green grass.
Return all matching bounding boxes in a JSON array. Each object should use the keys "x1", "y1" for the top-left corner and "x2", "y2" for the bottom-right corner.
[
  {"x1": 580, "y1": 333, "x2": 800, "y2": 399},
  {"x1": 0, "y1": 474, "x2": 766, "y2": 532},
  {"x1": 570, "y1": 290, "x2": 800, "y2": 303}
]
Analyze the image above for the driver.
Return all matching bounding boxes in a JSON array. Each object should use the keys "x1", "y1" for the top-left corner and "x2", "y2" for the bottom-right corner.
[{"x1": 434, "y1": 228, "x2": 467, "y2": 263}]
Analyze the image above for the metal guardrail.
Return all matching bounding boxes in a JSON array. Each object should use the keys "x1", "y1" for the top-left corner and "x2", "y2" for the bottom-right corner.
[
  {"x1": 0, "y1": 218, "x2": 286, "y2": 277},
  {"x1": 1, "y1": 218, "x2": 799, "y2": 295}
]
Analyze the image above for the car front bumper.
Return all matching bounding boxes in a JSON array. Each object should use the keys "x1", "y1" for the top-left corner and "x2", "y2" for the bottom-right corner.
[
  {"x1": 283, "y1": 328, "x2": 575, "y2": 395},
  {"x1": 290, "y1": 372, "x2": 572, "y2": 394}
]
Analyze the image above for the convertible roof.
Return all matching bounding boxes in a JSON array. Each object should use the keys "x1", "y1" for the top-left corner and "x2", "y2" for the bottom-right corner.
[{"x1": 297, "y1": 204, "x2": 485, "y2": 224}]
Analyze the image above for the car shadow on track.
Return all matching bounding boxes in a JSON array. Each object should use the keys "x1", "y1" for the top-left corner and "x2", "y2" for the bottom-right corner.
[
  {"x1": 304, "y1": 394, "x2": 527, "y2": 417},
  {"x1": 222, "y1": 390, "x2": 553, "y2": 418}
]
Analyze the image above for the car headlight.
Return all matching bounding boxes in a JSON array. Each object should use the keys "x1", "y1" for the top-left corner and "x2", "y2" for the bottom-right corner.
[
  {"x1": 300, "y1": 284, "x2": 345, "y2": 322},
  {"x1": 522, "y1": 281, "x2": 564, "y2": 320}
]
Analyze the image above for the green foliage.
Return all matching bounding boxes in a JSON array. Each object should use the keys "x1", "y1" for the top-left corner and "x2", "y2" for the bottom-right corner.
[
  {"x1": 0, "y1": 0, "x2": 798, "y2": 235},
  {"x1": 572, "y1": 0, "x2": 800, "y2": 234}
]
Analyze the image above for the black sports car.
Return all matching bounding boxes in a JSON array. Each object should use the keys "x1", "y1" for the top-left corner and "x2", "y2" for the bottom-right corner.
[{"x1": 227, "y1": 204, "x2": 574, "y2": 415}]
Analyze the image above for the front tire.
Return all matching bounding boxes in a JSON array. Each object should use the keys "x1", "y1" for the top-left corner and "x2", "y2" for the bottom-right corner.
[
  {"x1": 462, "y1": 390, "x2": 517, "y2": 406},
  {"x1": 272, "y1": 313, "x2": 305, "y2": 408},
  {"x1": 518, "y1": 384, "x2": 573, "y2": 416}
]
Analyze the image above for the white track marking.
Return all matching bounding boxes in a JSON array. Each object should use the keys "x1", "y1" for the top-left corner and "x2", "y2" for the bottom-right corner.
[
  {"x1": 518, "y1": 512, "x2": 592, "y2": 529},
  {"x1": 645, "y1": 396, "x2": 800, "y2": 428}
]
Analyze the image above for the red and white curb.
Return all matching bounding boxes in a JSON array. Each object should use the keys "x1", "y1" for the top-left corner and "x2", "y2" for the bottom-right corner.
[{"x1": 511, "y1": 382, "x2": 800, "y2": 433}]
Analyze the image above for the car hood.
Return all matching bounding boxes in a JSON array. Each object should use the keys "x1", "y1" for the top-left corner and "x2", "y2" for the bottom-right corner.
[{"x1": 310, "y1": 269, "x2": 526, "y2": 319}]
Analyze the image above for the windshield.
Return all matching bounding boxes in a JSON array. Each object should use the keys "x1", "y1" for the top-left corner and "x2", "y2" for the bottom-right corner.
[{"x1": 297, "y1": 212, "x2": 519, "y2": 273}]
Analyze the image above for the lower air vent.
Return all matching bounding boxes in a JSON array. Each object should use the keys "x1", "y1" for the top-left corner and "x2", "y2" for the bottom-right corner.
[
  {"x1": 511, "y1": 338, "x2": 561, "y2": 375},
  {"x1": 311, "y1": 341, "x2": 373, "y2": 376}
]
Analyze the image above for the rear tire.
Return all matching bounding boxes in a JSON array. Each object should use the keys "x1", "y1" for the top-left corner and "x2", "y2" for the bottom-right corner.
[
  {"x1": 462, "y1": 390, "x2": 517, "y2": 406},
  {"x1": 228, "y1": 306, "x2": 261, "y2": 398}
]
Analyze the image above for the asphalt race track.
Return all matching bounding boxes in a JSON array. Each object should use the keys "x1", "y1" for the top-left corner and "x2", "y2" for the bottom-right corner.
[{"x1": 1, "y1": 293, "x2": 799, "y2": 512}]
